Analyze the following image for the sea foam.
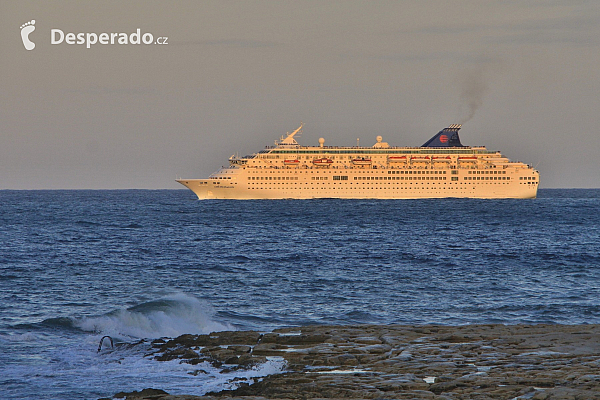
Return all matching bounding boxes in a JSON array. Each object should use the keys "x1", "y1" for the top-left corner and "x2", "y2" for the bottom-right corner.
[{"x1": 76, "y1": 293, "x2": 233, "y2": 339}]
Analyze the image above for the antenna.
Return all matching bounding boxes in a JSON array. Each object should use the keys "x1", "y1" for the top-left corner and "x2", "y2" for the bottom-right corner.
[{"x1": 279, "y1": 123, "x2": 304, "y2": 146}]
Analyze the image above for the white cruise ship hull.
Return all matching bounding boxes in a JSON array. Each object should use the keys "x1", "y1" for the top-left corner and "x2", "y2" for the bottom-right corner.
[
  {"x1": 177, "y1": 124, "x2": 539, "y2": 200},
  {"x1": 176, "y1": 171, "x2": 537, "y2": 200}
]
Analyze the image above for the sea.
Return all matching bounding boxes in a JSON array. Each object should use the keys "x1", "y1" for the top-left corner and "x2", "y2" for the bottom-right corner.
[{"x1": 1, "y1": 189, "x2": 599, "y2": 399}]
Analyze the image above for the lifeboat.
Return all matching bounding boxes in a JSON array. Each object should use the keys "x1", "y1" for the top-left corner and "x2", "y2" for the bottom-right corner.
[
  {"x1": 458, "y1": 156, "x2": 478, "y2": 162},
  {"x1": 411, "y1": 156, "x2": 431, "y2": 163},
  {"x1": 352, "y1": 157, "x2": 372, "y2": 165},
  {"x1": 432, "y1": 156, "x2": 452, "y2": 162},
  {"x1": 312, "y1": 157, "x2": 333, "y2": 166},
  {"x1": 387, "y1": 155, "x2": 407, "y2": 162},
  {"x1": 284, "y1": 159, "x2": 300, "y2": 166}
]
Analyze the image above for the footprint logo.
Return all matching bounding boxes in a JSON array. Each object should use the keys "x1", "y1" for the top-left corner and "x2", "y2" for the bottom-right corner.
[{"x1": 20, "y1": 20, "x2": 36, "y2": 50}]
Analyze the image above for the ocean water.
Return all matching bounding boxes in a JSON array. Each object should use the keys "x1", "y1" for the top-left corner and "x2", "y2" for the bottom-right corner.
[{"x1": 1, "y1": 189, "x2": 599, "y2": 399}]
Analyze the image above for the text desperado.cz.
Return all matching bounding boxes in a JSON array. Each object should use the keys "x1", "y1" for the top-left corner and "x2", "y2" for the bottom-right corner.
[{"x1": 51, "y1": 29, "x2": 167, "y2": 48}]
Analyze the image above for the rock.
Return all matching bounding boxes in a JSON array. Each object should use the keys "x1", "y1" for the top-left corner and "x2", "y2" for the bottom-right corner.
[
  {"x1": 326, "y1": 353, "x2": 359, "y2": 366},
  {"x1": 113, "y1": 323, "x2": 600, "y2": 399},
  {"x1": 361, "y1": 344, "x2": 392, "y2": 354},
  {"x1": 228, "y1": 345, "x2": 252, "y2": 354},
  {"x1": 251, "y1": 343, "x2": 285, "y2": 356},
  {"x1": 113, "y1": 388, "x2": 168, "y2": 399},
  {"x1": 154, "y1": 347, "x2": 198, "y2": 361},
  {"x1": 353, "y1": 336, "x2": 383, "y2": 345},
  {"x1": 261, "y1": 332, "x2": 332, "y2": 345}
]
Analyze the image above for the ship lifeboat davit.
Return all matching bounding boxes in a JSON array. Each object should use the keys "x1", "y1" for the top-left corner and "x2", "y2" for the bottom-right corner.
[
  {"x1": 432, "y1": 156, "x2": 452, "y2": 162},
  {"x1": 284, "y1": 159, "x2": 300, "y2": 166},
  {"x1": 352, "y1": 157, "x2": 372, "y2": 165},
  {"x1": 387, "y1": 156, "x2": 407, "y2": 163},
  {"x1": 312, "y1": 157, "x2": 333, "y2": 166},
  {"x1": 458, "y1": 156, "x2": 478, "y2": 162},
  {"x1": 411, "y1": 156, "x2": 431, "y2": 163}
]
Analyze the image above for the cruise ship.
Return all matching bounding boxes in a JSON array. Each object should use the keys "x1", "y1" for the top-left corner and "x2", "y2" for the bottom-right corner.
[{"x1": 176, "y1": 124, "x2": 539, "y2": 199}]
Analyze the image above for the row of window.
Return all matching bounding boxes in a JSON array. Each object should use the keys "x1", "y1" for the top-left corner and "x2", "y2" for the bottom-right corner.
[
  {"x1": 388, "y1": 170, "x2": 447, "y2": 175},
  {"x1": 244, "y1": 175, "x2": 513, "y2": 182},
  {"x1": 209, "y1": 174, "x2": 517, "y2": 184},
  {"x1": 249, "y1": 176, "x2": 299, "y2": 180},
  {"x1": 249, "y1": 169, "x2": 449, "y2": 174},
  {"x1": 468, "y1": 170, "x2": 507, "y2": 174},
  {"x1": 357, "y1": 176, "x2": 447, "y2": 181},
  {"x1": 247, "y1": 176, "x2": 453, "y2": 181},
  {"x1": 465, "y1": 177, "x2": 510, "y2": 181},
  {"x1": 249, "y1": 181, "x2": 506, "y2": 186},
  {"x1": 247, "y1": 185, "x2": 476, "y2": 190}
]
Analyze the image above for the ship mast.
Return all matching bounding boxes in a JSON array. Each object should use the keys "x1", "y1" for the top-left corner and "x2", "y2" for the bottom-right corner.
[{"x1": 277, "y1": 123, "x2": 304, "y2": 146}]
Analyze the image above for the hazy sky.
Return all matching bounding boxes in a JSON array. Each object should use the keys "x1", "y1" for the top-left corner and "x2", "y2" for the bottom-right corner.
[{"x1": 2, "y1": 0, "x2": 599, "y2": 189}]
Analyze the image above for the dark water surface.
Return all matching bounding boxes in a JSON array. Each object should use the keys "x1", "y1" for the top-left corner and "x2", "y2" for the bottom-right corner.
[{"x1": 1, "y1": 189, "x2": 599, "y2": 399}]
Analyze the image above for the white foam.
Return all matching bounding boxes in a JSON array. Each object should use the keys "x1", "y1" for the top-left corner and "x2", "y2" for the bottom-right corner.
[
  {"x1": 0, "y1": 332, "x2": 40, "y2": 342},
  {"x1": 313, "y1": 368, "x2": 370, "y2": 374},
  {"x1": 518, "y1": 351, "x2": 566, "y2": 356},
  {"x1": 3, "y1": 338, "x2": 286, "y2": 399},
  {"x1": 3, "y1": 294, "x2": 286, "y2": 399},
  {"x1": 184, "y1": 357, "x2": 287, "y2": 395},
  {"x1": 75, "y1": 293, "x2": 233, "y2": 339},
  {"x1": 277, "y1": 331, "x2": 302, "y2": 336}
]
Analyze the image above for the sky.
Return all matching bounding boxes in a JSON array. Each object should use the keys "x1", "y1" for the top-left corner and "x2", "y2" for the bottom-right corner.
[{"x1": 2, "y1": 0, "x2": 599, "y2": 189}]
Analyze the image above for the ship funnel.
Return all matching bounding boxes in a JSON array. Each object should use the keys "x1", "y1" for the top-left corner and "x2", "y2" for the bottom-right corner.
[{"x1": 422, "y1": 124, "x2": 465, "y2": 147}]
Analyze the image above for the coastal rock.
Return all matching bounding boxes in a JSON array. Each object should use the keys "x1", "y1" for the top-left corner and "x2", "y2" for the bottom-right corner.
[
  {"x1": 109, "y1": 324, "x2": 600, "y2": 400},
  {"x1": 113, "y1": 388, "x2": 168, "y2": 399}
]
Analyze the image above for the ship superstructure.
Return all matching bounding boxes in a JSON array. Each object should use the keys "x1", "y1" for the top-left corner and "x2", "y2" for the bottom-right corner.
[{"x1": 177, "y1": 124, "x2": 539, "y2": 199}]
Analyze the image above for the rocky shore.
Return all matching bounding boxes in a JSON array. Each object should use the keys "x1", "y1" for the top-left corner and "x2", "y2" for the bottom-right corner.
[{"x1": 107, "y1": 324, "x2": 600, "y2": 400}]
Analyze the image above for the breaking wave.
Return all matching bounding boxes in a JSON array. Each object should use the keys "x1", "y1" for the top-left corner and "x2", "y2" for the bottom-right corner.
[{"x1": 76, "y1": 293, "x2": 233, "y2": 339}]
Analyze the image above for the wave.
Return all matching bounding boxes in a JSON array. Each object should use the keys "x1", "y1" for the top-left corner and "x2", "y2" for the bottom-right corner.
[
  {"x1": 74, "y1": 220, "x2": 102, "y2": 226},
  {"x1": 75, "y1": 293, "x2": 234, "y2": 339}
]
